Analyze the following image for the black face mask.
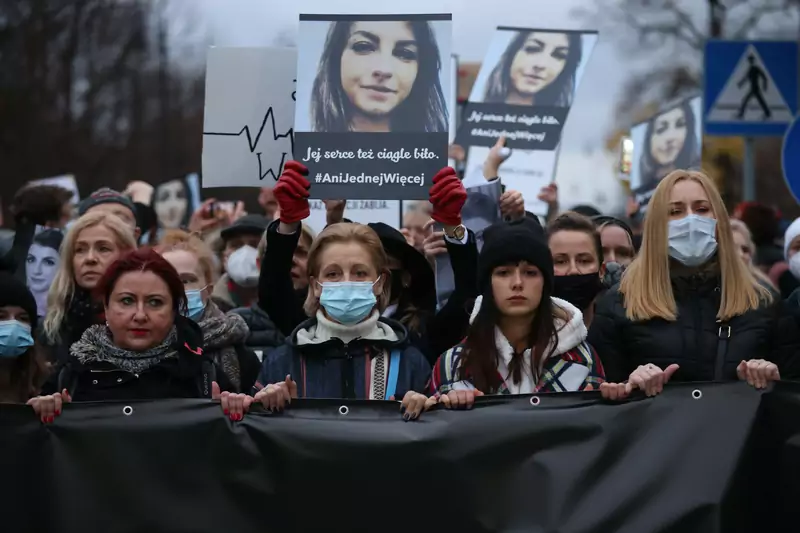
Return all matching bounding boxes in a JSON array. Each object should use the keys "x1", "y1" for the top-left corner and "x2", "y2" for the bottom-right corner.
[
  {"x1": 390, "y1": 269, "x2": 405, "y2": 301},
  {"x1": 553, "y1": 273, "x2": 603, "y2": 311}
]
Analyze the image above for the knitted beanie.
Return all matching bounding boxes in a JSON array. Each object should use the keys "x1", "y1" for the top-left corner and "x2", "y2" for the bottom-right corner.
[
  {"x1": 0, "y1": 271, "x2": 39, "y2": 330},
  {"x1": 477, "y1": 217, "x2": 553, "y2": 292},
  {"x1": 78, "y1": 188, "x2": 137, "y2": 218}
]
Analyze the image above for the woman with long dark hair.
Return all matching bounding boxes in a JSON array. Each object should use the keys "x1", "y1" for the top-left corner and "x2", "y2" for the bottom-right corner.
[
  {"x1": 310, "y1": 20, "x2": 448, "y2": 132},
  {"x1": 483, "y1": 30, "x2": 583, "y2": 107},
  {"x1": 26, "y1": 229, "x2": 63, "y2": 318},
  {"x1": 635, "y1": 100, "x2": 700, "y2": 193},
  {"x1": 430, "y1": 218, "x2": 604, "y2": 405}
]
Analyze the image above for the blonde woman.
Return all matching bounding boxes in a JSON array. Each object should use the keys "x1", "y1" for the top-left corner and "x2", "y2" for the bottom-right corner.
[
  {"x1": 42, "y1": 212, "x2": 137, "y2": 377},
  {"x1": 158, "y1": 230, "x2": 258, "y2": 392},
  {"x1": 588, "y1": 170, "x2": 797, "y2": 398},
  {"x1": 729, "y1": 219, "x2": 778, "y2": 295}
]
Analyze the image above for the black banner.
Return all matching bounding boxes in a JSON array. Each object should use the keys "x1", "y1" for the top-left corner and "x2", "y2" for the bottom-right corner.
[
  {"x1": 455, "y1": 102, "x2": 568, "y2": 150},
  {"x1": 3, "y1": 382, "x2": 800, "y2": 532},
  {"x1": 294, "y1": 132, "x2": 448, "y2": 200}
]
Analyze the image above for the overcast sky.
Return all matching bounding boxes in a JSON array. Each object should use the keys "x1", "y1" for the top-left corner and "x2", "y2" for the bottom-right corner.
[{"x1": 181, "y1": 0, "x2": 711, "y2": 213}]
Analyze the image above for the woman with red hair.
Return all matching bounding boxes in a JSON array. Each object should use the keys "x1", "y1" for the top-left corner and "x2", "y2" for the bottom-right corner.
[{"x1": 28, "y1": 248, "x2": 232, "y2": 422}]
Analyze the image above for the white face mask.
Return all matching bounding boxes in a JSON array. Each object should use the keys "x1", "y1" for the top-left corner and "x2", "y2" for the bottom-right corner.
[
  {"x1": 789, "y1": 253, "x2": 800, "y2": 281},
  {"x1": 667, "y1": 214, "x2": 718, "y2": 267},
  {"x1": 226, "y1": 245, "x2": 260, "y2": 288}
]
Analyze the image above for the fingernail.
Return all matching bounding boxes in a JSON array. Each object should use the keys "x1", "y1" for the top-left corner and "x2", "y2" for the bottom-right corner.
[
  {"x1": 223, "y1": 409, "x2": 229, "y2": 415},
  {"x1": 403, "y1": 413, "x2": 410, "y2": 421},
  {"x1": 48, "y1": 416, "x2": 54, "y2": 423},
  {"x1": 237, "y1": 413, "x2": 243, "y2": 421},
  {"x1": 55, "y1": 410, "x2": 60, "y2": 416},
  {"x1": 400, "y1": 406, "x2": 406, "y2": 413}
]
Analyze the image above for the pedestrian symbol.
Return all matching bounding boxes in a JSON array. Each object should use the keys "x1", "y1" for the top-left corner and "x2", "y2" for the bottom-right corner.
[{"x1": 707, "y1": 44, "x2": 792, "y2": 124}]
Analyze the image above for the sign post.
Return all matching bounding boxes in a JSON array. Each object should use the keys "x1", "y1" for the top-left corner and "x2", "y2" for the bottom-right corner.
[{"x1": 703, "y1": 40, "x2": 799, "y2": 201}]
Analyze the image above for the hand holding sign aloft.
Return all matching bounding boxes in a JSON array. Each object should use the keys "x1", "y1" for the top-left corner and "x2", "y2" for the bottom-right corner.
[
  {"x1": 254, "y1": 375, "x2": 298, "y2": 412},
  {"x1": 274, "y1": 161, "x2": 311, "y2": 228},
  {"x1": 422, "y1": 219, "x2": 447, "y2": 259},
  {"x1": 499, "y1": 190, "x2": 525, "y2": 221},
  {"x1": 737, "y1": 359, "x2": 780, "y2": 389},
  {"x1": 429, "y1": 167, "x2": 466, "y2": 227},
  {"x1": 599, "y1": 363, "x2": 680, "y2": 400},
  {"x1": 483, "y1": 136, "x2": 512, "y2": 180}
]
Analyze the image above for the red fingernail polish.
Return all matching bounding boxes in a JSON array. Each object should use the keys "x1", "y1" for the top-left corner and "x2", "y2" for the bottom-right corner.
[
  {"x1": 223, "y1": 409, "x2": 229, "y2": 415},
  {"x1": 55, "y1": 410, "x2": 60, "y2": 416}
]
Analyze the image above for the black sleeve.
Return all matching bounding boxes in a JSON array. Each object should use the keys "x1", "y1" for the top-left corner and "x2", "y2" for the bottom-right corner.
[
  {"x1": 257, "y1": 220, "x2": 307, "y2": 337},
  {"x1": 770, "y1": 298, "x2": 800, "y2": 380},
  {"x1": 587, "y1": 290, "x2": 629, "y2": 383},
  {"x1": 236, "y1": 344, "x2": 261, "y2": 391},
  {"x1": 425, "y1": 230, "x2": 479, "y2": 360}
]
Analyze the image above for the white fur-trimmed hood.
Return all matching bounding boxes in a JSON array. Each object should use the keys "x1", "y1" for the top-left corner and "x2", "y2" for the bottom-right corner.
[{"x1": 469, "y1": 295, "x2": 588, "y2": 357}]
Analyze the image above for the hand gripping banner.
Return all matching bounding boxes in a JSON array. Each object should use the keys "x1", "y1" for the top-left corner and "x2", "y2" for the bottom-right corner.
[{"x1": 3, "y1": 382, "x2": 800, "y2": 533}]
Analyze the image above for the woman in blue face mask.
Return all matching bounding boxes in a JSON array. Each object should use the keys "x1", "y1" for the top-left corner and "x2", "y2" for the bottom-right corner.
[
  {"x1": 158, "y1": 231, "x2": 259, "y2": 394},
  {"x1": 0, "y1": 272, "x2": 49, "y2": 403},
  {"x1": 588, "y1": 170, "x2": 799, "y2": 398},
  {"x1": 225, "y1": 223, "x2": 432, "y2": 421}
]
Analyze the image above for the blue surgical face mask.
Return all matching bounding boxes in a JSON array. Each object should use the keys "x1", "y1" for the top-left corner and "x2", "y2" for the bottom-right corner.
[
  {"x1": 0, "y1": 320, "x2": 34, "y2": 358},
  {"x1": 667, "y1": 214, "x2": 718, "y2": 267},
  {"x1": 184, "y1": 287, "x2": 208, "y2": 321},
  {"x1": 318, "y1": 277, "x2": 381, "y2": 325}
]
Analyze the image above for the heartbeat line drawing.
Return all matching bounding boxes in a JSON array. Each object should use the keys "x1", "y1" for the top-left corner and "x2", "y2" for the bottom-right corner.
[{"x1": 204, "y1": 106, "x2": 294, "y2": 182}]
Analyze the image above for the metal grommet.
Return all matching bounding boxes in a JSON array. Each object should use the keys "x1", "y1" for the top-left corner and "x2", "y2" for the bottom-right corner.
[
  {"x1": 92, "y1": 379, "x2": 98, "y2": 385},
  {"x1": 122, "y1": 405, "x2": 134, "y2": 416},
  {"x1": 116, "y1": 378, "x2": 122, "y2": 383},
  {"x1": 692, "y1": 389, "x2": 703, "y2": 400},
  {"x1": 529, "y1": 395, "x2": 541, "y2": 406},
  {"x1": 338, "y1": 405, "x2": 349, "y2": 416}
]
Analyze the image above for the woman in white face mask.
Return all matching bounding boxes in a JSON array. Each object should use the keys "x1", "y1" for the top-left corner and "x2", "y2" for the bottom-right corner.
[{"x1": 588, "y1": 170, "x2": 799, "y2": 398}]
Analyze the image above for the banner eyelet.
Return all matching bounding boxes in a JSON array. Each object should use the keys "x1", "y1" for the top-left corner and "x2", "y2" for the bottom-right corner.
[
  {"x1": 529, "y1": 396, "x2": 541, "y2": 406},
  {"x1": 338, "y1": 405, "x2": 349, "y2": 416},
  {"x1": 692, "y1": 389, "x2": 703, "y2": 400},
  {"x1": 122, "y1": 406, "x2": 134, "y2": 416}
]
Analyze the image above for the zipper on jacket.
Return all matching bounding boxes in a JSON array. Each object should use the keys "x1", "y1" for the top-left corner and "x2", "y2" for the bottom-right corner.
[{"x1": 714, "y1": 321, "x2": 731, "y2": 381}]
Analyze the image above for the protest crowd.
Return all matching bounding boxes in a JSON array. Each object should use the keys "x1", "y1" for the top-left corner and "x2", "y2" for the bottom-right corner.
[{"x1": 7, "y1": 8, "x2": 800, "y2": 531}]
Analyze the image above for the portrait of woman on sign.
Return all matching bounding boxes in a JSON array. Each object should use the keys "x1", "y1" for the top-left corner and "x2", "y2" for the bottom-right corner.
[
  {"x1": 482, "y1": 30, "x2": 584, "y2": 108},
  {"x1": 630, "y1": 97, "x2": 702, "y2": 195},
  {"x1": 298, "y1": 16, "x2": 451, "y2": 133}
]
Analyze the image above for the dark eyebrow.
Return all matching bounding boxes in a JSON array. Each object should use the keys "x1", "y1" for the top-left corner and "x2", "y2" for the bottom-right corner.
[
  {"x1": 531, "y1": 39, "x2": 544, "y2": 47},
  {"x1": 352, "y1": 30, "x2": 379, "y2": 43},
  {"x1": 393, "y1": 39, "x2": 417, "y2": 47},
  {"x1": 553, "y1": 46, "x2": 568, "y2": 53}
]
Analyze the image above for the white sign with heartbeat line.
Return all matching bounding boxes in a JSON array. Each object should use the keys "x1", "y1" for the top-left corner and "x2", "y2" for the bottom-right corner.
[
  {"x1": 202, "y1": 47, "x2": 296, "y2": 188},
  {"x1": 707, "y1": 44, "x2": 793, "y2": 124}
]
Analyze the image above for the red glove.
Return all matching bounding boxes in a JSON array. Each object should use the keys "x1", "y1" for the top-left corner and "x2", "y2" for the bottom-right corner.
[
  {"x1": 429, "y1": 167, "x2": 466, "y2": 227},
  {"x1": 273, "y1": 161, "x2": 311, "y2": 224}
]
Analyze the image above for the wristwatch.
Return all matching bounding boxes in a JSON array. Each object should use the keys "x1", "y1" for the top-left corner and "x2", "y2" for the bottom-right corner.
[{"x1": 445, "y1": 224, "x2": 466, "y2": 240}]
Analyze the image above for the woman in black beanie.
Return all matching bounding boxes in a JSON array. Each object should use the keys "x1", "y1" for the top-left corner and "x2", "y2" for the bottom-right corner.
[
  {"x1": 429, "y1": 218, "x2": 605, "y2": 406},
  {"x1": 0, "y1": 272, "x2": 49, "y2": 403}
]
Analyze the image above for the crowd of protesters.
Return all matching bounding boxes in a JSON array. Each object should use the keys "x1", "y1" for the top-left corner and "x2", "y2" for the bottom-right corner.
[{"x1": 1, "y1": 143, "x2": 798, "y2": 422}]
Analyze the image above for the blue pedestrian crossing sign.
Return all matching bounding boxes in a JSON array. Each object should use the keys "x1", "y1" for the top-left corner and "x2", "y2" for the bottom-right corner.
[
  {"x1": 782, "y1": 115, "x2": 800, "y2": 203},
  {"x1": 704, "y1": 40, "x2": 798, "y2": 136}
]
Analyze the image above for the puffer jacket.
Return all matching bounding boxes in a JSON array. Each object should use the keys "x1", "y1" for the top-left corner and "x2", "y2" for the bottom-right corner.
[
  {"x1": 257, "y1": 313, "x2": 430, "y2": 400},
  {"x1": 588, "y1": 270, "x2": 800, "y2": 383},
  {"x1": 231, "y1": 304, "x2": 285, "y2": 363}
]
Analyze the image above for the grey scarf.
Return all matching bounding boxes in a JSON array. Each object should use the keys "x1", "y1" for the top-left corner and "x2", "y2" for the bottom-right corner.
[
  {"x1": 71, "y1": 324, "x2": 178, "y2": 375},
  {"x1": 197, "y1": 301, "x2": 250, "y2": 391}
]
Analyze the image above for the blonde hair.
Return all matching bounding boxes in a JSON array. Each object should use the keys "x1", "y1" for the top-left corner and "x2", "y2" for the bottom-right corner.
[
  {"x1": 730, "y1": 219, "x2": 778, "y2": 290},
  {"x1": 43, "y1": 212, "x2": 137, "y2": 341},
  {"x1": 302, "y1": 223, "x2": 389, "y2": 316},
  {"x1": 156, "y1": 229, "x2": 220, "y2": 287},
  {"x1": 620, "y1": 170, "x2": 771, "y2": 322},
  {"x1": 256, "y1": 223, "x2": 316, "y2": 259}
]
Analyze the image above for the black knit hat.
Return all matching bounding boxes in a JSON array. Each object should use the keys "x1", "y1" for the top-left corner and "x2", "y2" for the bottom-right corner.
[
  {"x1": 78, "y1": 187, "x2": 137, "y2": 218},
  {"x1": 220, "y1": 214, "x2": 270, "y2": 241},
  {"x1": 0, "y1": 271, "x2": 39, "y2": 330},
  {"x1": 477, "y1": 218, "x2": 553, "y2": 292}
]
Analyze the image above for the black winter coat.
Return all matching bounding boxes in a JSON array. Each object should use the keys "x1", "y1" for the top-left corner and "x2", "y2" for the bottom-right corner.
[
  {"x1": 231, "y1": 304, "x2": 285, "y2": 362},
  {"x1": 588, "y1": 273, "x2": 800, "y2": 383},
  {"x1": 56, "y1": 317, "x2": 224, "y2": 402}
]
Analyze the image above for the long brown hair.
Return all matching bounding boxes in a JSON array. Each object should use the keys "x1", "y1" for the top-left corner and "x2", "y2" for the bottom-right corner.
[
  {"x1": 459, "y1": 268, "x2": 566, "y2": 393},
  {"x1": 620, "y1": 170, "x2": 771, "y2": 321},
  {"x1": 0, "y1": 343, "x2": 50, "y2": 402}
]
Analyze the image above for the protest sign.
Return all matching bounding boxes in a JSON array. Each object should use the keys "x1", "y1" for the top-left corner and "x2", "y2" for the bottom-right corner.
[
  {"x1": 459, "y1": 28, "x2": 597, "y2": 215},
  {"x1": 304, "y1": 199, "x2": 401, "y2": 234},
  {"x1": 202, "y1": 47, "x2": 296, "y2": 188},
  {"x1": 630, "y1": 95, "x2": 703, "y2": 210},
  {"x1": 294, "y1": 14, "x2": 452, "y2": 200},
  {"x1": 153, "y1": 173, "x2": 202, "y2": 230}
]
